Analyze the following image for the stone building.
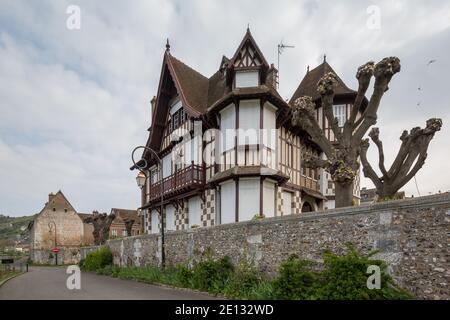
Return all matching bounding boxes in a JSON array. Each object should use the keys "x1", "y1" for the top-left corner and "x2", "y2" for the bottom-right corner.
[
  {"x1": 109, "y1": 208, "x2": 141, "y2": 239},
  {"x1": 28, "y1": 191, "x2": 94, "y2": 264}
]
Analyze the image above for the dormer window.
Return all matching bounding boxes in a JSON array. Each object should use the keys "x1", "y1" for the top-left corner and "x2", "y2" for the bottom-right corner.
[
  {"x1": 235, "y1": 70, "x2": 259, "y2": 88},
  {"x1": 167, "y1": 98, "x2": 187, "y2": 133}
]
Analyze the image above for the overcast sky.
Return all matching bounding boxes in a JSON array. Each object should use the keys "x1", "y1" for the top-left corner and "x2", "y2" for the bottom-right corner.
[{"x1": 1, "y1": 0, "x2": 449, "y2": 217}]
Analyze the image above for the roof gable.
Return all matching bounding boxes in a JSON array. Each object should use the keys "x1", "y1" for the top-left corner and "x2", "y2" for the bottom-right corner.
[
  {"x1": 229, "y1": 28, "x2": 269, "y2": 69},
  {"x1": 41, "y1": 190, "x2": 76, "y2": 214},
  {"x1": 289, "y1": 60, "x2": 356, "y2": 104}
]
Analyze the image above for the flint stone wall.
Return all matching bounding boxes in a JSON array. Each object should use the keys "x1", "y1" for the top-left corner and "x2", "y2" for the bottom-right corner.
[{"x1": 82, "y1": 193, "x2": 450, "y2": 299}]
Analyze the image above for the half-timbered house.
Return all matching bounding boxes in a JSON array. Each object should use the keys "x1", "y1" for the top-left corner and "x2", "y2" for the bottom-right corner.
[{"x1": 132, "y1": 29, "x2": 361, "y2": 234}]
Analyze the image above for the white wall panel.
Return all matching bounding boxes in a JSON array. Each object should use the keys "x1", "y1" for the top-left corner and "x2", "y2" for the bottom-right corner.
[
  {"x1": 220, "y1": 181, "x2": 235, "y2": 224},
  {"x1": 165, "y1": 205, "x2": 175, "y2": 231},
  {"x1": 239, "y1": 178, "x2": 260, "y2": 221},
  {"x1": 188, "y1": 196, "x2": 202, "y2": 227}
]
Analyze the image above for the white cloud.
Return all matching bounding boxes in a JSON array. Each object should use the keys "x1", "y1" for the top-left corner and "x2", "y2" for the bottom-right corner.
[{"x1": 0, "y1": 0, "x2": 449, "y2": 216}]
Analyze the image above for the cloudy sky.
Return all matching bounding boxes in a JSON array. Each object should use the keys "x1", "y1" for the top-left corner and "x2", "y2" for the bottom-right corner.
[{"x1": 1, "y1": 0, "x2": 449, "y2": 217}]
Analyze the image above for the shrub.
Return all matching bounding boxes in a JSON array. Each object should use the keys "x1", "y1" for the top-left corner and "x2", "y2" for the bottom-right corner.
[
  {"x1": 176, "y1": 263, "x2": 193, "y2": 288},
  {"x1": 314, "y1": 246, "x2": 412, "y2": 300},
  {"x1": 272, "y1": 255, "x2": 318, "y2": 299},
  {"x1": 82, "y1": 247, "x2": 113, "y2": 272},
  {"x1": 191, "y1": 255, "x2": 234, "y2": 293},
  {"x1": 223, "y1": 259, "x2": 264, "y2": 299}
]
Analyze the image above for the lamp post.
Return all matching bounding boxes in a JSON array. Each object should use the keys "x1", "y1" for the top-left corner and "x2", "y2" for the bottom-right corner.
[
  {"x1": 48, "y1": 221, "x2": 57, "y2": 265},
  {"x1": 131, "y1": 145, "x2": 165, "y2": 269}
]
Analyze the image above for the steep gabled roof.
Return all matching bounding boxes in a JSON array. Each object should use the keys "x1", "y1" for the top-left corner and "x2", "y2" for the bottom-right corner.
[
  {"x1": 229, "y1": 28, "x2": 269, "y2": 68},
  {"x1": 41, "y1": 190, "x2": 76, "y2": 213},
  {"x1": 110, "y1": 208, "x2": 140, "y2": 224},
  {"x1": 167, "y1": 54, "x2": 209, "y2": 115},
  {"x1": 289, "y1": 60, "x2": 357, "y2": 104}
]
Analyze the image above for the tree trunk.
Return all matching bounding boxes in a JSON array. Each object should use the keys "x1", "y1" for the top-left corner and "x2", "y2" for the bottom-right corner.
[{"x1": 335, "y1": 182, "x2": 354, "y2": 208}]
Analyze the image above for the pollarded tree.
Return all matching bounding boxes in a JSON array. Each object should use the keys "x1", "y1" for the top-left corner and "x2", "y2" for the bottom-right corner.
[
  {"x1": 360, "y1": 118, "x2": 442, "y2": 201},
  {"x1": 292, "y1": 57, "x2": 401, "y2": 207},
  {"x1": 83, "y1": 211, "x2": 116, "y2": 245},
  {"x1": 123, "y1": 218, "x2": 135, "y2": 237}
]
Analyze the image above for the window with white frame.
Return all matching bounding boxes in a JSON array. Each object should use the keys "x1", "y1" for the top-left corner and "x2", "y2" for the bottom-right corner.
[
  {"x1": 333, "y1": 104, "x2": 346, "y2": 127},
  {"x1": 111, "y1": 229, "x2": 117, "y2": 237}
]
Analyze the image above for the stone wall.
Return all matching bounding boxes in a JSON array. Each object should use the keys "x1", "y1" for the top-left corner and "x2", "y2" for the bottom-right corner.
[{"x1": 92, "y1": 193, "x2": 449, "y2": 299}]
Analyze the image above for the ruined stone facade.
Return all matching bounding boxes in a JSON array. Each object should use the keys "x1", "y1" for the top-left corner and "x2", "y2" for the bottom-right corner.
[
  {"x1": 81, "y1": 193, "x2": 450, "y2": 299},
  {"x1": 29, "y1": 191, "x2": 94, "y2": 264}
]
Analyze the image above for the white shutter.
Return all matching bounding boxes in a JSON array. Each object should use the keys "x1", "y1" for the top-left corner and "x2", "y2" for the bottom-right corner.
[
  {"x1": 238, "y1": 178, "x2": 260, "y2": 221},
  {"x1": 151, "y1": 210, "x2": 159, "y2": 234},
  {"x1": 170, "y1": 99, "x2": 182, "y2": 114},
  {"x1": 220, "y1": 105, "x2": 236, "y2": 151},
  {"x1": 188, "y1": 196, "x2": 202, "y2": 227},
  {"x1": 238, "y1": 100, "x2": 260, "y2": 145},
  {"x1": 263, "y1": 103, "x2": 277, "y2": 149},
  {"x1": 235, "y1": 71, "x2": 259, "y2": 87},
  {"x1": 282, "y1": 191, "x2": 293, "y2": 215},
  {"x1": 263, "y1": 180, "x2": 275, "y2": 217},
  {"x1": 162, "y1": 153, "x2": 172, "y2": 178},
  {"x1": 220, "y1": 181, "x2": 235, "y2": 224},
  {"x1": 165, "y1": 205, "x2": 175, "y2": 231}
]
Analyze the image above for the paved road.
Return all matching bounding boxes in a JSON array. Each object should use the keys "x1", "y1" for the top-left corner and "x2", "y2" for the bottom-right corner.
[{"x1": 0, "y1": 266, "x2": 216, "y2": 300}]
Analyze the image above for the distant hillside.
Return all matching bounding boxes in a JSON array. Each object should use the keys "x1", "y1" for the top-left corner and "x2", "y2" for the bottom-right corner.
[{"x1": 0, "y1": 214, "x2": 36, "y2": 250}]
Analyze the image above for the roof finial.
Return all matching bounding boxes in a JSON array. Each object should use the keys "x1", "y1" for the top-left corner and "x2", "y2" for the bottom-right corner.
[
  {"x1": 166, "y1": 38, "x2": 170, "y2": 52},
  {"x1": 247, "y1": 23, "x2": 250, "y2": 32},
  {"x1": 307, "y1": 65, "x2": 310, "y2": 73},
  {"x1": 323, "y1": 54, "x2": 326, "y2": 62}
]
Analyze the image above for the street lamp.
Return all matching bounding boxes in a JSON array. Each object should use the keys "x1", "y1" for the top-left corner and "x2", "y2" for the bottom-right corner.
[
  {"x1": 131, "y1": 145, "x2": 165, "y2": 269},
  {"x1": 48, "y1": 221, "x2": 57, "y2": 265}
]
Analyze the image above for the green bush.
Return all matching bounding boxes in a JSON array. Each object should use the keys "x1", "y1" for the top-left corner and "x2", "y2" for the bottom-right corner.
[
  {"x1": 190, "y1": 256, "x2": 234, "y2": 293},
  {"x1": 223, "y1": 259, "x2": 265, "y2": 299},
  {"x1": 272, "y1": 255, "x2": 318, "y2": 299},
  {"x1": 176, "y1": 263, "x2": 194, "y2": 288},
  {"x1": 314, "y1": 246, "x2": 412, "y2": 300},
  {"x1": 82, "y1": 247, "x2": 113, "y2": 272},
  {"x1": 272, "y1": 247, "x2": 412, "y2": 300}
]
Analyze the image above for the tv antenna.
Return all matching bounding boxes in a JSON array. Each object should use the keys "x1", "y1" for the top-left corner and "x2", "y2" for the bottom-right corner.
[{"x1": 277, "y1": 40, "x2": 295, "y2": 88}]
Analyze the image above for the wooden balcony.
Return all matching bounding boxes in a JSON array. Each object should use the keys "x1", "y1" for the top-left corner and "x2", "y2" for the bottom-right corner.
[
  {"x1": 300, "y1": 175, "x2": 319, "y2": 192},
  {"x1": 145, "y1": 164, "x2": 205, "y2": 205}
]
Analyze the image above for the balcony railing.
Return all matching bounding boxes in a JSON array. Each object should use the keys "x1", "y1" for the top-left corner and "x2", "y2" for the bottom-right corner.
[{"x1": 146, "y1": 164, "x2": 205, "y2": 204}]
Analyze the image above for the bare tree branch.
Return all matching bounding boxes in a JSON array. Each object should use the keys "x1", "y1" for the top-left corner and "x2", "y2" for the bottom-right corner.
[
  {"x1": 360, "y1": 138, "x2": 382, "y2": 190},
  {"x1": 292, "y1": 96, "x2": 334, "y2": 157},
  {"x1": 368, "y1": 127, "x2": 388, "y2": 178},
  {"x1": 353, "y1": 57, "x2": 401, "y2": 143},
  {"x1": 361, "y1": 118, "x2": 442, "y2": 199},
  {"x1": 317, "y1": 72, "x2": 343, "y2": 142},
  {"x1": 347, "y1": 61, "x2": 374, "y2": 127}
]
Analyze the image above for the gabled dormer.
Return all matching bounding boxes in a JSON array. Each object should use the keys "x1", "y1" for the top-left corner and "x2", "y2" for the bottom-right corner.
[{"x1": 226, "y1": 28, "x2": 269, "y2": 89}]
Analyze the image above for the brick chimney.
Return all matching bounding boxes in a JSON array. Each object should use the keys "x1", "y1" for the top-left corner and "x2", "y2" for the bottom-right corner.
[{"x1": 48, "y1": 192, "x2": 55, "y2": 202}]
